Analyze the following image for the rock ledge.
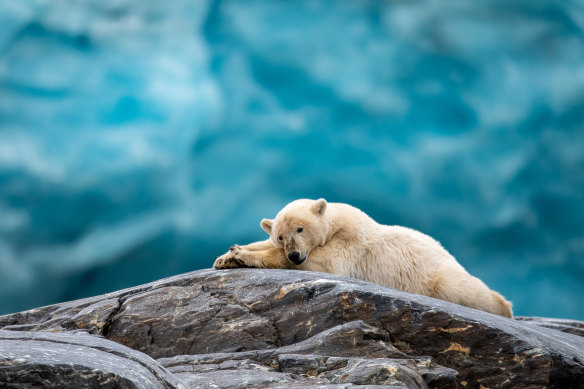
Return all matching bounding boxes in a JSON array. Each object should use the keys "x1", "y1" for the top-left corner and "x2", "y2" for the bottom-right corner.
[{"x1": 1, "y1": 269, "x2": 583, "y2": 388}]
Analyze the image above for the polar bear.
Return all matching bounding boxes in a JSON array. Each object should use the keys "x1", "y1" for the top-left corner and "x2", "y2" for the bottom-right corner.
[{"x1": 214, "y1": 198, "x2": 513, "y2": 317}]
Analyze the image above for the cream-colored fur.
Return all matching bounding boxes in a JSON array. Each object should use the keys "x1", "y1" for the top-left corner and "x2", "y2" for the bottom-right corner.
[{"x1": 214, "y1": 198, "x2": 513, "y2": 318}]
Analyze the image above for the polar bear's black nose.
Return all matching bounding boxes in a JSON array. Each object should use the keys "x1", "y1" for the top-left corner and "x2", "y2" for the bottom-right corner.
[{"x1": 288, "y1": 252, "x2": 300, "y2": 263}]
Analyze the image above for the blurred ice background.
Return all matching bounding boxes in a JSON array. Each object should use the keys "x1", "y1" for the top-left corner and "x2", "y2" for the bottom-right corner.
[{"x1": 0, "y1": 0, "x2": 583, "y2": 319}]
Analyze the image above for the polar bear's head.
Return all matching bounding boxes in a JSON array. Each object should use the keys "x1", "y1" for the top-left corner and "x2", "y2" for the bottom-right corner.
[{"x1": 260, "y1": 198, "x2": 329, "y2": 265}]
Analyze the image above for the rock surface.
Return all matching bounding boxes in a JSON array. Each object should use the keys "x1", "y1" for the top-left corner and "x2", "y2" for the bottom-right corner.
[
  {"x1": 514, "y1": 316, "x2": 584, "y2": 338},
  {"x1": 0, "y1": 330, "x2": 186, "y2": 389},
  {"x1": 1, "y1": 269, "x2": 583, "y2": 388}
]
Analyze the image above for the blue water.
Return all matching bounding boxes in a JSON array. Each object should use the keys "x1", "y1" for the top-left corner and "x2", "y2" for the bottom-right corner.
[{"x1": 0, "y1": 0, "x2": 583, "y2": 319}]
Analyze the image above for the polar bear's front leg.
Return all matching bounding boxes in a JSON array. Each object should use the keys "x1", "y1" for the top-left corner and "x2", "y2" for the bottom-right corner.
[
  {"x1": 213, "y1": 243, "x2": 290, "y2": 269},
  {"x1": 233, "y1": 239, "x2": 276, "y2": 251}
]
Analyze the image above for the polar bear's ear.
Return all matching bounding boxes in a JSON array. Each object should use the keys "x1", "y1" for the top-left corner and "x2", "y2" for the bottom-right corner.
[
  {"x1": 312, "y1": 198, "x2": 327, "y2": 216},
  {"x1": 260, "y1": 219, "x2": 273, "y2": 234}
]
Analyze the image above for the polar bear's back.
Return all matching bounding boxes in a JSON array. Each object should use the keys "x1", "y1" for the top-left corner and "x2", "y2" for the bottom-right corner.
[
  {"x1": 326, "y1": 204, "x2": 468, "y2": 296},
  {"x1": 329, "y1": 202, "x2": 460, "y2": 266}
]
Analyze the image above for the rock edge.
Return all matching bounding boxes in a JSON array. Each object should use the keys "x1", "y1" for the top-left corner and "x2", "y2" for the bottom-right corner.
[{"x1": 1, "y1": 269, "x2": 583, "y2": 388}]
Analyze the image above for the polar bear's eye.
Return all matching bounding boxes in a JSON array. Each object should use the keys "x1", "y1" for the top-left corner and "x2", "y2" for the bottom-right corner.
[
  {"x1": 297, "y1": 227, "x2": 303, "y2": 233},
  {"x1": 278, "y1": 235, "x2": 283, "y2": 241}
]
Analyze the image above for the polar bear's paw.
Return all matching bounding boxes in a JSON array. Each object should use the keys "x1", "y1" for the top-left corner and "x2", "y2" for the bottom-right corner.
[{"x1": 213, "y1": 247, "x2": 249, "y2": 269}]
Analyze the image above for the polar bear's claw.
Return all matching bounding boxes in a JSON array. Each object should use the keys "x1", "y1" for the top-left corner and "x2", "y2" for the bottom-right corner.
[{"x1": 214, "y1": 248, "x2": 247, "y2": 269}]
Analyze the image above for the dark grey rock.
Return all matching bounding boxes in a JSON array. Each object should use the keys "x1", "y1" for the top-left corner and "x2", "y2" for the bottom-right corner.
[
  {"x1": 0, "y1": 329, "x2": 187, "y2": 389},
  {"x1": 1, "y1": 268, "x2": 584, "y2": 388},
  {"x1": 515, "y1": 316, "x2": 584, "y2": 338},
  {"x1": 156, "y1": 320, "x2": 458, "y2": 388}
]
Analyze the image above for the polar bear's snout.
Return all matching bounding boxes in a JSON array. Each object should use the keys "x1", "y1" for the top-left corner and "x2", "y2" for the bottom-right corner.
[{"x1": 288, "y1": 251, "x2": 306, "y2": 265}]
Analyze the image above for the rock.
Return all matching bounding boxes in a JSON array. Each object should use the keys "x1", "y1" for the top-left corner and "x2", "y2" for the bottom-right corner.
[
  {"x1": 1, "y1": 268, "x2": 584, "y2": 388},
  {"x1": 515, "y1": 316, "x2": 584, "y2": 338},
  {"x1": 0, "y1": 329, "x2": 187, "y2": 389},
  {"x1": 156, "y1": 321, "x2": 457, "y2": 389}
]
